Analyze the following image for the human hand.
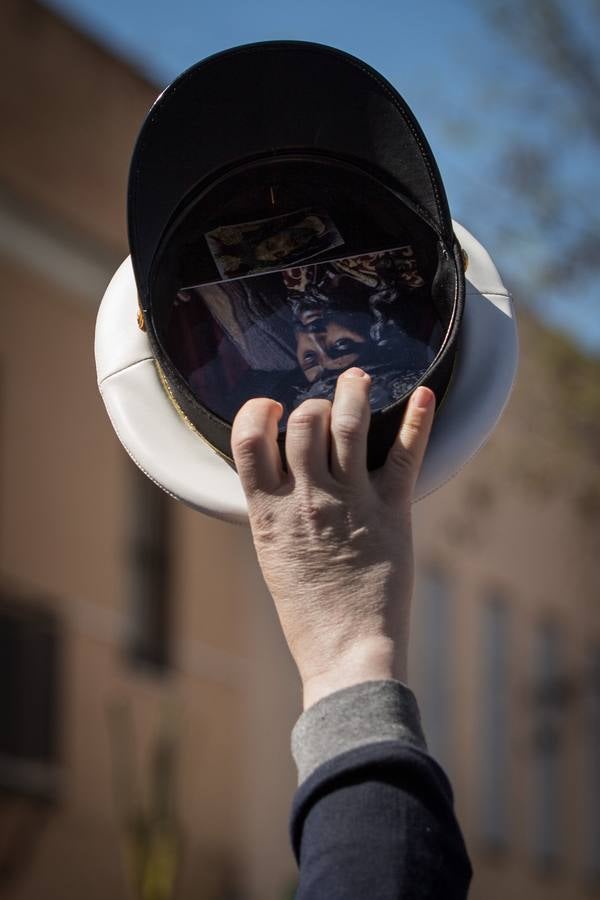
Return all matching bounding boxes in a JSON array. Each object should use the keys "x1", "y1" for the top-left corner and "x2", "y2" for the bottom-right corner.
[{"x1": 231, "y1": 369, "x2": 435, "y2": 709}]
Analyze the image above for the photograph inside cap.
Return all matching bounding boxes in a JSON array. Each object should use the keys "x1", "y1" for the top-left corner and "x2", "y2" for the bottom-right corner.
[{"x1": 148, "y1": 155, "x2": 458, "y2": 428}]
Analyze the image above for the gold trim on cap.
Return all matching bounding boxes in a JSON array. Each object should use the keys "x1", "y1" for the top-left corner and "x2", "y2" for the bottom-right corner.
[{"x1": 154, "y1": 359, "x2": 233, "y2": 465}]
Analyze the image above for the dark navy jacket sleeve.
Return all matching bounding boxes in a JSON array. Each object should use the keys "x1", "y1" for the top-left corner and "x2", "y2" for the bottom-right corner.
[{"x1": 290, "y1": 740, "x2": 472, "y2": 899}]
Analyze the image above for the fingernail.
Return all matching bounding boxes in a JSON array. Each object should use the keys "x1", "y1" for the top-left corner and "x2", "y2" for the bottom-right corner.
[
  {"x1": 412, "y1": 387, "x2": 434, "y2": 409},
  {"x1": 342, "y1": 367, "x2": 369, "y2": 380}
]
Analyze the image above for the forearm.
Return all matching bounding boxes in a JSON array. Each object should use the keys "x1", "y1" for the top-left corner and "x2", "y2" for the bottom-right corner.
[{"x1": 290, "y1": 681, "x2": 472, "y2": 900}]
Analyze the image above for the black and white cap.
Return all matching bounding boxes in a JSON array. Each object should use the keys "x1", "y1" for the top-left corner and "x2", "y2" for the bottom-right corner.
[{"x1": 95, "y1": 41, "x2": 518, "y2": 523}]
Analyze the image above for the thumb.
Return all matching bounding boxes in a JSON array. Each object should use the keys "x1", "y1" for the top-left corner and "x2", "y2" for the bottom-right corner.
[{"x1": 377, "y1": 386, "x2": 436, "y2": 505}]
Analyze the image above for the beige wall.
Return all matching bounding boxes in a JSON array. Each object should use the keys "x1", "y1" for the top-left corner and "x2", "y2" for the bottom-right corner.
[
  {"x1": 0, "y1": 3, "x2": 300, "y2": 896},
  {"x1": 0, "y1": 248, "x2": 301, "y2": 898},
  {"x1": 1, "y1": 2, "x2": 599, "y2": 899},
  {"x1": 411, "y1": 313, "x2": 600, "y2": 899},
  {"x1": 0, "y1": 0, "x2": 151, "y2": 252}
]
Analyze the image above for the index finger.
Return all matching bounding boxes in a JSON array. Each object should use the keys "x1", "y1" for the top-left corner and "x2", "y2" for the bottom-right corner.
[{"x1": 231, "y1": 398, "x2": 285, "y2": 495}]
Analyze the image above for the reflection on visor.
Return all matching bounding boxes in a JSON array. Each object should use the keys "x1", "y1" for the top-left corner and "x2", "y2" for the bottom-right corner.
[{"x1": 163, "y1": 218, "x2": 444, "y2": 424}]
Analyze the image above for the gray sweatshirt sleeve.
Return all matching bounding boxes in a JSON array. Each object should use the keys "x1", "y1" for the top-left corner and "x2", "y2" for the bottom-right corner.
[{"x1": 291, "y1": 679, "x2": 428, "y2": 785}]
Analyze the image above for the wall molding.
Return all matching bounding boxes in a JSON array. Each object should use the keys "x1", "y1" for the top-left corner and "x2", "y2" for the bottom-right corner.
[{"x1": 0, "y1": 184, "x2": 121, "y2": 306}]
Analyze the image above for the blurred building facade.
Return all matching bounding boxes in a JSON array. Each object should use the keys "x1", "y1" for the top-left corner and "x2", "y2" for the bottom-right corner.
[{"x1": 0, "y1": 2, "x2": 598, "y2": 899}]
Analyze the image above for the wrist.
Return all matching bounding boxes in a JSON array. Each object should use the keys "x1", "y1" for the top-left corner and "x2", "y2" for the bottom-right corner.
[{"x1": 301, "y1": 635, "x2": 407, "y2": 710}]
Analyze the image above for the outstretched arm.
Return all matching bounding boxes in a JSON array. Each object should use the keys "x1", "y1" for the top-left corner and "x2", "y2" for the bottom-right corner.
[{"x1": 232, "y1": 369, "x2": 472, "y2": 898}]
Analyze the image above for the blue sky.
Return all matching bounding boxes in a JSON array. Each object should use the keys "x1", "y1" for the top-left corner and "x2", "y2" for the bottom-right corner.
[{"x1": 44, "y1": 0, "x2": 600, "y2": 353}]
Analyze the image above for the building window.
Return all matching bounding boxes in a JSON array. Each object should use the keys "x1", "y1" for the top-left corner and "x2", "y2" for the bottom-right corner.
[
  {"x1": 480, "y1": 594, "x2": 510, "y2": 849},
  {"x1": 410, "y1": 565, "x2": 452, "y2": 772},
  {"x1": 125, "y1": 466, "x2": 171, "y2": 671},
  {"x1": 0, "y1": 598, "x2": 61, "y2": 800},
  {"x1": 531, "y1": 620, "x2": 563, "y2": 870}
]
